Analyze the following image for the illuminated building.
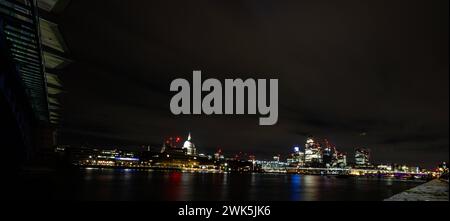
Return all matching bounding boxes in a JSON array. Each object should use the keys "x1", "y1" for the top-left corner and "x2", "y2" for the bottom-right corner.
[
  {"x1": 355, "y1": 148, "x2": 370, "y2": 167},
  {"x1": 257, "y1": 159, "x2": 287, "y2": 173},
  {"x1": 438, "y1": 162, "x2": 448, "y2": 174},
  {"x1": 377, "y1": 164, "x2": 393, "y2": 171},
  {"x1": 226, "y1": 159, "x2": 257, "y2": 172},
  {"x1": 287, "y1": 146, "x2": 305, "y2": 166},
  {"x1": 321, "y1": 139, "x2": 336, "y2": 167},
  {"x1": 334, "y1": 152, "x2": 347, "y2": 168},
  {"x1": 160, "y1": 135, "x2": 187, "y2": 156},
  {"x1": 182, "y1": 133, "x2": 196, "y2": 155},
  {"x1": 152, "y1": 133, "x2": 208, "y2": 169},
  {"x1": 214, "y1": 148, "x2": 224, "y2": 161},
  {"x1": 161, "y1": 142, "x2": 185, "y2": 155},
  {"x1": 304, "y1": 137, "x2": 322, "y2": 166},
  {"x1": 322, "y1": 147, "x2": 333, "y2": 167}
]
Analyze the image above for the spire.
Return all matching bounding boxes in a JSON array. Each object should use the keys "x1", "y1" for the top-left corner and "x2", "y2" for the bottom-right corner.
[{"x1": 188, "y1": 132, "x2": 191, "y2": 141}]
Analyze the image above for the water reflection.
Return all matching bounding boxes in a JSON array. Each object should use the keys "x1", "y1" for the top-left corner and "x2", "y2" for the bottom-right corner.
[
  {"x1": 14, "y1": 168, "x2": 424, "y2": 200},
  {"x1": 289, "y1": 174, "x2": 301, "y2": 201}
]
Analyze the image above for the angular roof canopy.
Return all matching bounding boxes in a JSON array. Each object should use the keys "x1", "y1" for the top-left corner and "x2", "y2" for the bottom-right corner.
[
  {"x1": 36, "y1": 0, "x2": 70, "y2": 13},
  {"x1": 36, "y1": 0, "x2": 72, "y2": 125},
  {"x1": 39, "y1": 18, "x2": 68, "y2": 53}
]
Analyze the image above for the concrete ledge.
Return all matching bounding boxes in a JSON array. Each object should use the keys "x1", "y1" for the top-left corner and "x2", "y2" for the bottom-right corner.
[{"x1": 385, "y1": 179, "x2": 449, "y2": 201}]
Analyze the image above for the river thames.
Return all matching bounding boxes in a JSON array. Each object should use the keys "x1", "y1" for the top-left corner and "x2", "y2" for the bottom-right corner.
[{"x1": 11, "y1": 168, "x2": 424, "y2": 200}]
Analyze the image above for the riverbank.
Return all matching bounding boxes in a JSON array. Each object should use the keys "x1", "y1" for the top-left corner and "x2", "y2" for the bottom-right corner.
[{"x1": 384, "y1": 179, "x2": 449, "y2": 201}]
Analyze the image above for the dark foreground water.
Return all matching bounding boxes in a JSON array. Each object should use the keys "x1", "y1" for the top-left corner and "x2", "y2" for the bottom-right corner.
[{"x1": 9, "y1": 168, "x2": 424, "y2": 200}]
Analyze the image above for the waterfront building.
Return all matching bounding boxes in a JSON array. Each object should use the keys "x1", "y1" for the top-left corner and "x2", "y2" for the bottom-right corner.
[
  {"x1": 398, "y1": 165, "x2": 420, "y2": 173},
  {"x1": 321, "y1": 139, "x2": 337, "y2": 167},
  {"x1": 226, "y1": 159, "x2": 254, "y2": 172},
  {"x1": 322, "y1": 147, "x2": 333, "y2": 167},
  {"x1": 97, "y1": 149, "x2": 119, "y2": 160},
  {"x1": 287, "y1": 146, "x2": 305, "y2": 166},
  {"x1": 377, "y1": 164, "x2": 393, "y2": 171},
  {"x1": 257, "y1": 159, "x2": 287, "y2": 173},
  {"x1": 355, "y1": 148, "x2": 370, "y2": 167},
  {"x1": 334, "y1": 152, "x2": 347, "y2": 168},
  {"x1": 437, "y1": 162, "x2": 448, "y2": 175},
  {"x1": 304, "y1": 137, "x2": 322, "y2": 166}
]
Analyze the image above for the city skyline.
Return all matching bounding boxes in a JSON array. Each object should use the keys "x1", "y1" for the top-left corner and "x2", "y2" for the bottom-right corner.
[
  {"x1": 63, "y1": 132, "x2": 442, "y2": 169},
  {"x1": 38, "y1": 0, "x2": 448, "y2": 169},
  {"x1": 60, "y1": 131, "x2": 445, "y2": 180}
]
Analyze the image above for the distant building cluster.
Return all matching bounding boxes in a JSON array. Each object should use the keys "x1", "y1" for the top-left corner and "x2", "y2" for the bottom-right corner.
[
  {"x1": 287, "y1": 137, "x2": 348, "y2": 168},
  {"x1": 54, "y1": 133, "x2": 446, "y2": 179},
  {"x1": 355, "y1": 148, "x2": 370, "y2": 167}
]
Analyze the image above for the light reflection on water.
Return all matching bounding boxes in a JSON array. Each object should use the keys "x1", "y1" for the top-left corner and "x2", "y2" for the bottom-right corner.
[
  {"x1": 290, "y1": 174, "x2": 302, "y2": 201},
  {"x1": 15, "y1": 168, "x2": 425, "y2": 200}
]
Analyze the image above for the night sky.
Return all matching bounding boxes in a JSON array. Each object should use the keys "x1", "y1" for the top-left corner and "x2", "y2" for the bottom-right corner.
[{"x1": 56, "y1": 0, "x2": 448, "y2": 168}]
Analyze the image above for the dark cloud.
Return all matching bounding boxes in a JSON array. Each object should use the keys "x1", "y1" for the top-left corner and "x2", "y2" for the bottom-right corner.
[
  {"x1": 56, "y1": 0, "x2": 448, "y2": 168},
  {"x1": 380, "y1": 133, "x2": 448, "y2": 145}
]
